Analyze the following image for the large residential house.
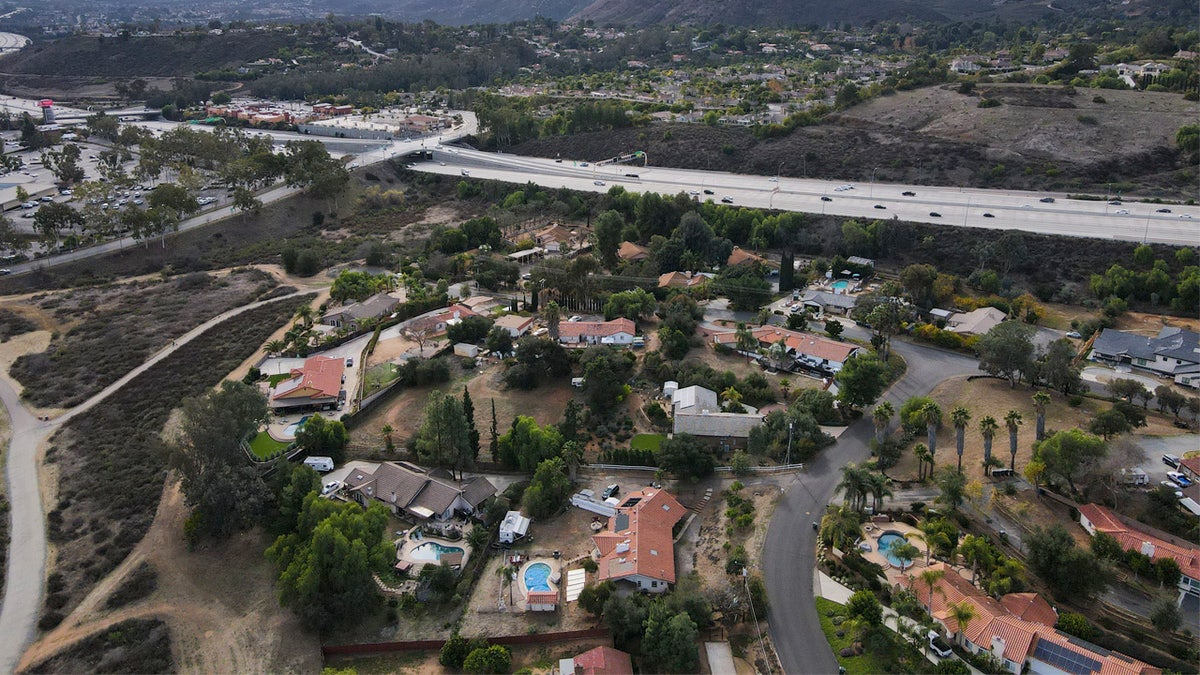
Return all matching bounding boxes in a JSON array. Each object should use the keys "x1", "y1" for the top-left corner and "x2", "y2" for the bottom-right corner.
[
  {"x1": 712, "y1": 326, "x2": 860, "y2": 373},
  {"x1": 558, "y1": 646, "x2": 634, "y2": 675},
  {"x1": 268, "y1": 355, "x2": 344, "y2": 411},
  {"x1": 903, "y1": 563, "x2": 1160, "y2": 675},
  {"x1": 558, "y1": 318, "x2": 636, "y2": 345},
  {"x1": 321, "y1": 292, "x2": 400, "y2": 331},
  {"x1": 946, "y1": 307, "x2": 1007, "y2": 336},
  {"x1": 671, "y1": 385, "x2": 762, "y2": 444},
  {"x1": 403, "y1": 304, "x2": 480, "y2": 337},
  {"x1": 493, "y1": 314, "x2": 535, "y2": 338},
  {"x1": 1090, "y1": 327, "x2": 1200, "y2": 388},
  {"x1": 798, "y1": 290, "x2": 858, "y2": 316},
  {"x1": 657, "y1": 271, "x2": 709, "y2": 289},
  {"x1": 1077, "y1": 504, "x2": 1200, "y2": 603},
  {"x1": 592, "y1": 488, "x2": 685, "y2": 593},
  {"x1": 344, "y1": 461, "x2": 496, "y2": 521},
  {"x1": 617, "y1": 241, "x2": 650, "y2": 262},
  {"x1": 727, "y1": 246, "x2": 773, "y2": 267}
]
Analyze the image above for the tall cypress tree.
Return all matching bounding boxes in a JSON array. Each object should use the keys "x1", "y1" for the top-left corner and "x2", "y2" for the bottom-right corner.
[
  {"x1": 779, "y1": 251, "x2": 795, "y2": 293},
  {"x1": 489, "y1": 399, "x2": 499, "y2": 463},
  {"x1": 462, "y1": 386, "x2": 479, "y2": 460}
]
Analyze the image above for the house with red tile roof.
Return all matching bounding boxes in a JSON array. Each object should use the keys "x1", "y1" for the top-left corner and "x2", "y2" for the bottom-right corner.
[
  {"x1": 592, "y1": 488, "x2": 685, "y2": 593},
  {"x1": 711, "y1": 326, "x2": 860, "y2": 373},
  {"x1": 902, "y1": 563, "x2": 1159, "y2": 675},
  {"x1": 1078, "y1": 503, "x2": 1200, "y2": 602},
  {"x1": 726, "y1": 246, "x2": 775, "y2": 267},
  {"x1": 268, "y1": 355, "x2": 344, "y2": 411},
  {"x1": 657, "y1": 271, "x2": 710, "y2": 289},
  {"x1": 558, "y1": 318, "x2": 636, "y2": 346},
  {"x1": 617, "y1": 241, "x2": 650, "y2": 262},
  {"x1": 559, "y1": 646, "x2": 634, "y2": 675},
  {"x1": 403, "y1": 304, "x2": 479, "y2": 337}
]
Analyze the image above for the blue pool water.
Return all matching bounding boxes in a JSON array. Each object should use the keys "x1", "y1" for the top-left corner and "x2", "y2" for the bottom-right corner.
[
  {"x1": 410, "y1": 541, "x2": 465, "y2": 563},
  {"x1": 832, "y1": 280, "x2": 850, "y2": 291},
  {"x1": 282, "y1": 415, "x2": 311, "y2": 438},
  {"x1": 524, "y1": 562, "x2": 552, "y2": 592},
  {"x1": 877, "y1": 531, "x2": 912, "y2": 568}
]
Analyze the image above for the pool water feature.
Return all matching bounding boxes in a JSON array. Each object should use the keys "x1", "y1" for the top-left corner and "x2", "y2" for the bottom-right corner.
[
  {"x1": 409, "y1": 541, "x2": 465, "y2": 563},
  {"x1": 524, "y1": 562, "x2": 553, "y2": 592},
  {"x1": 282, "y1": 415, "x2": 311, "y2": 439},
  {"x1": 877, "y1": 530, "x2": 914, "y2": 569},
  {"x1": 832, "y1": 280, "x2": 851, "y2": 292}
]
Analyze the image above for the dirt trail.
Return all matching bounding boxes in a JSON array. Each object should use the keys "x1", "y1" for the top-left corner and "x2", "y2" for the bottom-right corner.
[{"x1": 20, "y1": 479, "x2": 321, "y2": 674}]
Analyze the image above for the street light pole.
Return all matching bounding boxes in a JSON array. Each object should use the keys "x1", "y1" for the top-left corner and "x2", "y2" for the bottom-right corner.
[
  {"x1": 870, "y1": 167, "x2": 879, "y2": 198},
  {"x1": 785, "y1": 421, "x2": 794, "y2": 466}
]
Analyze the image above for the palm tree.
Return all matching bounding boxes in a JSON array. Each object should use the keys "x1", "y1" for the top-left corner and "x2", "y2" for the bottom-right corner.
[
  {"x1": 1032, "y1": 391, "x2": 1051, "y2": 441},
  {"x1": 295, "y1": 304, "x2": 314, "y2": 328},
  {"x1": 920, "y1": 402, "x2": 943, "y2": 458},
  {"x1": 914, "y1": 444, "x2": 933, "y2": 481},
  {"x1": 919, "y1": 568, "x2": 946, "y2": 616},
  {"x1": 951, "y1": 406, "x2": 971, "y2": 474},
  {"x1": 819, "y1": 505, "x2": 862, "y2": 550},
  {"x1": 979, "y1": 415, "x2": 999, "y2": 470},
  {"x1": 948, "y1": 601, "x2": 978, "y2": 648},
  {"x1": 264, "y1": 339, "x2": 288, "y2": 357},
  {"x1": 466, "y1": 524, "x2": 488, "y2": 550},
  {"x1": 561, "y1": 440, "x2": 584, "y2": 481},
  {"x1": 721, "y1": 386, "x2": 744, "y2": 413},
  {"x1": 837, "y1": 463, "x2": 871, "y2": 512},
  {"x1": 872, "y1": 401, "x2": 895, "y2": 447},
  {"x1": 779, "y1": 378, "x2": 792, "y2": 402},
  {"x1": 735, "y1": 321, "x2": 757, "y2": 353},
  {"x1": 543, "y1": 300, "x2": 561, "y2": 340},
  {"x1": 892, "y1": 541, "x2": 920, "y2": 571},
  {"x1": 1004, "y1": 410, "x2": 1023, "y2": 471},
  {"x1": 958, "y1": 534, "x2": 992, "y2": 585},
  {"x1": 497, "y1": 564, "x2": 516, "y2": 606},
  {"x1": 867, "y1": 472, "x2": 894, "y2": 512}
]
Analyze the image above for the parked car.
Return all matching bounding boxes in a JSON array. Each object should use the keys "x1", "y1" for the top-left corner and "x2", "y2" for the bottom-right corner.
[
  {"x1": 322, "y1": 480, "x2": 341, "y2": 496},
  {"x1": 929, "y1": 632, "x2": 953, "y2": 659},
  {"x1": 1162, "y1": 454, "x2": 1180, "y2": 468},
  {"x1": 568, "y1": 315, "x2": 583, "y2": 322},
  {"x1": 1159, "y1": 481, "x2": 1183, "y2": 498},
  {"x1": 345, "y1": 357, "x2": 354, "y2": 367},
  {"x1": 1167, "y1": 471, "x2": 1192, "y2": 488},
  {"x1": 1065, "y1": 331, "x2": 1081, "y2": 339},
  {"x1": 602, "y1": 484, "x2": 620, "y2": 499}
]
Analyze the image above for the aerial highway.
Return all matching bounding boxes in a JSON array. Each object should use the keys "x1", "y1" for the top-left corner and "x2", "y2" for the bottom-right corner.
[{"x1": 413, "y1": 146, "x2": 1197, "y2": 247}]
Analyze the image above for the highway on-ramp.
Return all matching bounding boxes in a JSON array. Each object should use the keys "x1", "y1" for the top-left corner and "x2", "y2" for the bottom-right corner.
[
  {"x1": 413, "y1": 146, "x2": 1197, "y2": 246},
  {"x1": 761, "y1": 331, "x2": 981, "y2": 675}
]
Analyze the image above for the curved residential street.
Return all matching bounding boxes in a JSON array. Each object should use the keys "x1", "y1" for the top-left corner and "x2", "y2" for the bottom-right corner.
[
  {"x1": 762, "y1": 335, "x2": 981, "y2": 674},
  {"x1": 0, "y1": 291, "x2": 308, "y2": 674}
]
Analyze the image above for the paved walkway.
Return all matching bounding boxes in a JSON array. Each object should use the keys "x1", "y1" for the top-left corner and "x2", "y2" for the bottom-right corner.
[{"x1": 704, "y1": 642, "x2": 737, "y2": 675}]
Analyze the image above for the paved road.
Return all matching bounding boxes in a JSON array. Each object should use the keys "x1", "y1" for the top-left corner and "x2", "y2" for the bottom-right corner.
[
  {"x1": 761, "y1": 335, "x2": 981, "y2": 675},
  {"x1": 414, "y1": 146, "x2": 1197, "y2": 246},
  {"x1": 0, "y1": 291, "x2": 308, "y2": 674}
]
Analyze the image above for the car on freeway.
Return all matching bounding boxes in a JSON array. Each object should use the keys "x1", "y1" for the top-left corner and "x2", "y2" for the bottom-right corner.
[
  {"x1": 1156, "y1": 208, "x2": 1171, "y2": 213},
  {"x1": 873, "y1": 204, "x2": 886, "y2": 209},
  {"x1": 460, "y1": 169, "x2": 469, "y2": 176},
  {"x1": 593, "y1": 180, "x2": 605, "y2": 186},
  {"x1": 703, "y1": 189, "x2": 714, "y2": 195},
  {"x1": 1021, "y1": 204, "x2": 1031, "y2": 209},
  {"x1": 689, "y1": 190, "x2": 700, "y2": 196},
  {"x1": 929, "y1": 212, "x2": 941, "y2": 217},
  {"x1": 625, "y1": 173, "x2": 639, "y2": 178},
  {"x1": 1108, "y1": 200, "x2": 1121, "y2": 205},
  {"x1": 1167, "y1": 471, "x2": 1192, "y2": 488},
  {"x1": 821, "y1": 196, "x2": 832, "y2": 201},
  {"x1": 721, "y1": 196, "x2": 733, "y2": 203},
  {"x1": 1065, "y1": 331, "x2": 1082, "y2": 338},
  {"x1": 1114, "y1": 209, "x2": 1129, "y2": 215},
  {"x1": 901, "y1": 191, "x2": 916, "y2": 196},
  {"x1": 768, "y1": 177, "x2": 779, "y2": 182},
  {"x1": 1040, "y1": 197, "x2": 1055, "y2": 203},
  {"x1": 580, "y1": 162, "x2": 589, "y2": 167},
  {"x1": 983, "y1": 212, "x2": 995, "y2": 218},
  {"x1": 1181, "y1": 214, "x2": 1193, "y2": 219},
  {"x1": 555, "y1": 158, "x2": 563, "y2": 163}
]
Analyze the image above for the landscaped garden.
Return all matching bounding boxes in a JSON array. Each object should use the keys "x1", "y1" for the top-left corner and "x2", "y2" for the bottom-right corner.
[
  {"x1": 248, "y1": 431, "x2": 290, "y2": 460},
  {"x1": 815, "y1": 597, "x2": 927, "y2": 675},
  {"x1": 362, "y1": 362, "x2": 401, "y2": 396}
]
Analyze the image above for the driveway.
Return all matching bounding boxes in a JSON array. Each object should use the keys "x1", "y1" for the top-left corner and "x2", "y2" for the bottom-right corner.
[{"x1": 761, "y1": 337, "x2": 981, "y2": 674}]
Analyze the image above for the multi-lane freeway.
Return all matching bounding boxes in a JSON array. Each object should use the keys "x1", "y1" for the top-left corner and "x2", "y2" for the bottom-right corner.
[{"x1": 413, "y1": 146, "x2": 1197, "y2": 246}]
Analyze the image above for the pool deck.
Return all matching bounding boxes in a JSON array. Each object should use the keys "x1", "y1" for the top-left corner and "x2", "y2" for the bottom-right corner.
[
  {"x1": 516, "y1": 557, "x2": 561, "y2": 611},
  {"x1": 858, "y1": 521, "x2": 928, "y2": 583},
  {"x1": 264, "y1": 411, "x2": 310, "y2": 443},
  {"x1": 394, "y1": 528, "x2": 472, "y2": 572}
]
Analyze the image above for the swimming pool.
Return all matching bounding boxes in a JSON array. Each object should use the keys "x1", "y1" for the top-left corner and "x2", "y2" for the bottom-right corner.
[
  {"x1": 524, "y1": 562, "x2": 553, "y2": 592},
  {"x1": 409, "y1": 541, "x2": 465, "y2": 563},
  {"x1": 282, "y1": 415, "x2": 311, "y2": 439},
  {"x1": 832, "y1": 280, "x2": 850, "y2": 292},
  {"x1": 877, "y1": 530, "x2": 913, "y2": 568}
]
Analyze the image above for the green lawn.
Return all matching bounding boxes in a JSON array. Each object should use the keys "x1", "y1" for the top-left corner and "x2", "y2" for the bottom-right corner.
[
  {"x1": 267, "y1": 373, "x2": 292, "y2": 386},
  {"x1": 815, "y1": 597, "x2": 925, "y2": 675},
  {"x1": 248, "y1": 430, "x2": 290, "y2": 460},
  {"x1": 363, "y1": 362, "x2": 401, "y2": 395},
  {"x1": 630, "y1": 433, "x2": 666, "y2": 451}
]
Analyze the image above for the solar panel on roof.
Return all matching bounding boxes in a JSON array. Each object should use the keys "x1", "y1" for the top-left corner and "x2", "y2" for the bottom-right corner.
[{"x1": 1032, "y1": 640, "x2": 1102, "y2": 675}]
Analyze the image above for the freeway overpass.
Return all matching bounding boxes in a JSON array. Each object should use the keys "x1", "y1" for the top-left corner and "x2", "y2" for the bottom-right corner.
[{"x1": 413, "y1": 145, "x2": 1197, "y2": 247}]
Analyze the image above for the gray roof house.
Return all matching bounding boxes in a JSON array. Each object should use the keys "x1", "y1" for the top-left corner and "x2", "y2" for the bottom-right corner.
[
  {"x1": 344, "y1": 461, "x2": 496, "y2": 520},
  {"x1": 322, "y1": 292, "x2": 400, "y2": 330},
  {"x1": 670, "y1": 385, "x2": 763, "y2": 443},
  {"x1": 799, "y1": 290, "x2": 859, "y2": 315},
  {"x1": 1091, "y1": 327, "x2": 1200, "y2": 388}
]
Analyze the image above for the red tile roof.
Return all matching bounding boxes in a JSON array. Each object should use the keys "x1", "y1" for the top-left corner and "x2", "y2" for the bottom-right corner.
[
  {"x1": 558, "y1": 318, "x2": 635, "y2": 339},
  {"x1": 618, "y1": 241, "x2": 650, "y2": 261},
  {"x1": 526, "y1": 590, "x2": 558, "y2": 604},
  {"x1": 573, "y1": 646, "x2": 634, "y2": 675},
  {"x1": 594, "y1": 488, "x2": 685, "y2": 586},
  {"x1": 727, "y1": 246, "x2": 770, "y2": 267},
  {"x1": 271, "y1": 355, "x2": 343, "y2": 401},
  {"x1": 1079, "y1": 504, "x2": 1200, "y2": 581},
  {"x1": 1001, "y1": 593, "x2": 1058, "y2": 627},
  {"x1": 712, "y1": 326, "x2": 859, "y2": 363}
]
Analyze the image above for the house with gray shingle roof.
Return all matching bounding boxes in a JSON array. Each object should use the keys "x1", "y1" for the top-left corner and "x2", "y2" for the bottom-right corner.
[
  {"x1": 1091, "y1": 327, "x2": 1200, "y2": 388},
  {"x1": 344, "y1": 461, "x2": 495, "y2": 521},
  {"x1": 321, "y1": 292, "x2": 400, "y2": 331}
]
